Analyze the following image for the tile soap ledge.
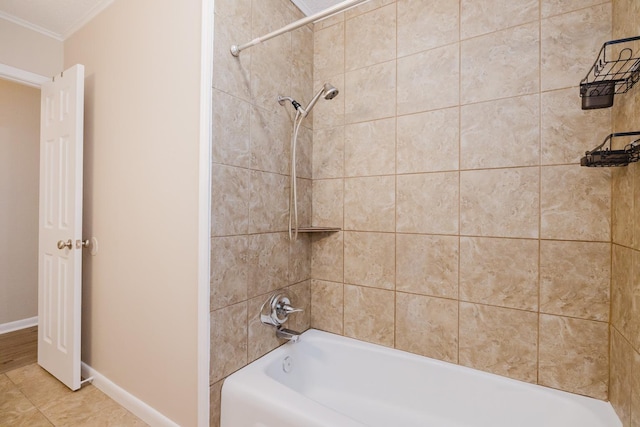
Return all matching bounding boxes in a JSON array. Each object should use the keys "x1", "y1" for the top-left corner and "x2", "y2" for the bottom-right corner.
[{"x1": 297, "y1": 226, "x2": 341, "y2": 233}]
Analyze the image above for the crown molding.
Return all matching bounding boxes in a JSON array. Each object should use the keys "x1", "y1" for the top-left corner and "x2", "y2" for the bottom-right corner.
[{"x1": 0, "y1": 11, "x2": 62, "y2": 41}]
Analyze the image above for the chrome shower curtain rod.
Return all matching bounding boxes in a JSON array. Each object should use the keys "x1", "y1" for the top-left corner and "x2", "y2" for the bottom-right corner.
[{"x1": 230, "y1": 0, "x2": 371, "y2": 57}]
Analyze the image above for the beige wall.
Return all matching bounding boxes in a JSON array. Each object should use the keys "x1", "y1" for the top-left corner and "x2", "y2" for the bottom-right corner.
[
  {"x1": 0, "y1": 78, "x2": 39, "y2": 325},
  {"x1": 64, "y1": 0, "x2": 204, "y2": 424},
  {"x1": 310, "y1": 0, "x2": 613, "y2": 400},
  {"x1": 209, "y1": 0, "x2": 314, "y2": 423},
  {"x1": 0, "y1": 18, "x2": 62, "y2": 77},
  {"x1": 610, "y1": 1, "x2": 640, "y2": 425}
]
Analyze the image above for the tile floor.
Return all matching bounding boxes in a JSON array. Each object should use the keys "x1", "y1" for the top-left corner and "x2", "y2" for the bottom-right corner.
[{"x1": 1, "y1": 363, "x2": 147, "y2": 426}]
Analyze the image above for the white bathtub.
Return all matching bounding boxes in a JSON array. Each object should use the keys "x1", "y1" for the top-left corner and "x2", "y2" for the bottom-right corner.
[{"x1": 221, "y1": 329, "x2": 621, "y2": 427}]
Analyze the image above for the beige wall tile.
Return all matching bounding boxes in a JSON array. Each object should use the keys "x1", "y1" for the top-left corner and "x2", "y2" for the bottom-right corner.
[
  {"x1": 397, "y1": 172, "x2": 459, "y2": 235},
  {"x1": 540, "y1": 165, "x2": 610, "y2": 241},
  {"x1": 541, "y1": 4, "x2": 612, "y2": 91},
  {"x1": 612, "y1": 245, "x2": 634, "y2": 342},
  {"x1": 295, "y1": 124, "x2": 312, "y2": 180},
  {"x1": 540, "y1": 240, "x2": 610, "y2": 321},
  {"x1": 396, "y1": 234, "x2": 459, "y2": 298},
  {"x1": 247, "y1": 293, "x2": 284, "y2": 362},
  {"x1": 250, "y1": 106, "x2": 290, "y2": 175},
  {"x1": 397, "y1": 0, "x2": 459, "y2": 57},
  {"x1": 635, "y1": 164, "x2": 640, "y2": 252},
  {"x1": 539, "y1": 315, "x2": 609, "y2": 399},
  {"x1": 212, "y1": 89, "x2": 251, "y2": 168},
  {"x1": 541, "y1": 88, "x2": 611, "y2": 165},
  {"x1": 314, "y1": 22, "x2": 345, "y2": 82},
  {"x1": 459, "y1": 237, "x2": 538, "y2": 311},
  {"x1": 459, "y1": 302, "x2": 538, "y2": 383},
  {"x1": 613, "y1": 168, "x2": 634, "y2": 248},
  {"x1": 296, "y1": 177, "x2": 312, "y2": 228},
  {"x1": 313, "y1": 74, "x2": 345, "y2": 130},
  {"x1": 289, "y1": 234, "x2": 311, "y2": 284},
  {"x1": 397, "y1": 108, "x2": 460, "y2": 174},
  {"x1": 610, "y1": 327, "x2": 633, "y2": 426},
  {"x1": 461, "y1": 0, "x2": 538, "y2": 39},
  {"x1": 632, "y1": 350, "x2": 640, "y2": 427},
  {"x1": 249, "y1": 171, "x2": 288, "y2": 233},
  {"x1": 211, "y1": 236, "x2": 248, "y2": 310},
  {"x1": 212, "y1": 165, "x2": 250, "y2": 236},
  {"x1": 344, "y1": 176, "x2": 395, "y2": 232},
  {"x1": 311, "y1": 280, "x2": 344, "y2": 334},
  {"x1": 632, "y1": 250, "x2": 640, "y2": 350},
  {"x1": 345, "y1": 4, "x2": 396, "y2": 71},
  {"x1": 212, "y1": 14, "x2": 251, "y2": 102},
  {"x1": 460, "y1": 95, "x2": 540, "y2": 169},
  {"x1": 344, "y1": 231, "x2": 395, "y2": 289},
  {"x1": 247, "y1": 233, "x2": 289, "y2": 298},
  {"x1": 210, "y1": 302, "x2": 248, "y2": 383},
  {"x1": 292, "y1": 26, "x2": 315, "y2": 114},
  {"x1": 250, "y1": 35, "x2": 292, "y2": 111},
  {"x1": 209, "y1": 381, "x2": 223, "y2": 427},
  {"x1": 313, "y1": 126, "x2": 345, "y2": 179},
  {"x1": 345, "y1": 61, "x2": 396, "y2": 124},
  {"x1": 286, "y1": 280, "x2": 312, "y2": 333},
  {"x1": 345, "y1": 118, "x2": 396, "y2": 177},
  {"x1": 460, "y1": 167, "x2": 539, "y2": 238},
  {"x1": 398, "y1": 44, "x2": 460, "y2": 115},
  {"x1": 461, "y1": 23, "x2": 539, "y2": 104},
  {"x1": 613, "y1": 0, "x2": 640, "y2": 39},
  {"x1": 314, "y1": 12, "x2": 344, "y2": 31},
  {"x1": 345, "y1": 0, "x2": 395, "y2": 19},
  {"x1": 312, "y1": 179, "x2": 344, "y2": 228},
  {"x1": 252, "y1": 0, "x2": 296, "y2": 36},
  {"x1": 311, "y1": 232, "x2": 344, "y2": 283},
  {"x1": 542, "y1": 0, "x2": 611, "y2": 18},
  {"x1": 396, "y1": 293, "x2": 459, "y2": 363},
  {"x1": 214, "y1": 0, "x2": 251, "y2": 30},
  {"x1": 344, "y1": 285, "x2": 395, "y2": 347}
]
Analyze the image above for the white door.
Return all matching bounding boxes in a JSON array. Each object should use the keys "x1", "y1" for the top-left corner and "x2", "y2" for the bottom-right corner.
[{"x1": 37, "y1": 64, "x2": 85, "y2": 391}]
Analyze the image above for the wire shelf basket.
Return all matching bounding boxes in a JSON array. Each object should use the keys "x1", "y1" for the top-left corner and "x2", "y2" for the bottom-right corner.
[
  {"x1": 581, "y1": 132, "x2": 640, "y2": 167},
  {"x1": 580, "y1": 36, "x2": 640, "y2": 110}
]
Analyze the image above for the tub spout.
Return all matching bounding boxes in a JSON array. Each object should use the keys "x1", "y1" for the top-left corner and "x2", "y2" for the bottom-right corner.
[{"x1": 276, "y1": 327, "x2": 301, "y2": 343}]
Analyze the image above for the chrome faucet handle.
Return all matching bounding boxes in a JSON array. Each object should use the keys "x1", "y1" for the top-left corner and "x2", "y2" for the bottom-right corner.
[
  {"x1": 277, "y1": 301, "x2": 303, "y2": 316},
  {"x1": 260, "y1": 292, "x2": 303, "y2": 327}
]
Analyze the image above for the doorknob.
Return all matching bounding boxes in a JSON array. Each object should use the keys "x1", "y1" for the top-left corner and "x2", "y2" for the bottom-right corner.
[{"x1": 57, "y1": 239, "x2": 73, "y2": 250}]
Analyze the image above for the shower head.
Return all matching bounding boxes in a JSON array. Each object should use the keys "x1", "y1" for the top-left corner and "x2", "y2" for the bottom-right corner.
[
  {"x1": 322, "y1": 83, "x2": 339, "y2": 100},
  {"x1": 301, "y1": 83, "x2": 339, "y2": 117}
]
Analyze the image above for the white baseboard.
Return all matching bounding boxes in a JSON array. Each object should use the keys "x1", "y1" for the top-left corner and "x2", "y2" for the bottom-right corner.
[
  {"x1": 81, "y1": 362, "x2": 179, "y2": 427},
  {"x1": 0, "y1": 317, "x2": 38, "y2": 335}
]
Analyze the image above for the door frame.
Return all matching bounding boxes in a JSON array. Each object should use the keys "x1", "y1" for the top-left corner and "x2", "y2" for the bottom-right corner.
[{"x1": 0, "y1": 63, "x2": 48, "y2": 87}]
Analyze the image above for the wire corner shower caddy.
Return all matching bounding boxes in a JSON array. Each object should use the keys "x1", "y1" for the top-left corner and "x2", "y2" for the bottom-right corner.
[
  {"x1": 581, "y1": 131, "x2": 640, "y2": 167},
  {"x1": 580, "y1": 36, "x2": 640, "y2": 110}
]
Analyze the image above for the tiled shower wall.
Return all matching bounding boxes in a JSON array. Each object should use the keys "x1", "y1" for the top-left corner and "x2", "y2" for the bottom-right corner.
[
  {"x1": 209, "y1": 0, "x2": 314, "y2": 424},
  {"x1": 610, "y1": 1, "x2": 640, "y2": 425},
  {"x1": 310, "y1": 0, "x2": 614, "y2": 400}
]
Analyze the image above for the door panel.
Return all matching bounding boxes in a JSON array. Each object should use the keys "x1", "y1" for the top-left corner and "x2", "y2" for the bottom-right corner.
[{"x1": 38, "y1": 64, "x2": 84, "y2": 391}]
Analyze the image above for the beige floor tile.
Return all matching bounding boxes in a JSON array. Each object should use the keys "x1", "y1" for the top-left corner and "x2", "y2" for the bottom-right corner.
[
  {"x1": 4, "y1": 364, "x2": 146, "y2": 426},
  {"x1": 0, "y1": 375, "x2": 38, "y2": 426},
  {"x1": 6, "y1": 408, "x2": 54, "y2": 427},
  {"x1": 39, "y1": 385, "x2": 121, "y2": 426},
  {"x1": 67, "y1": 406, "x2": 148, "y2": 427},
  {"x1": 5, "y1": 364, "x2": 69, "y2": 408}
]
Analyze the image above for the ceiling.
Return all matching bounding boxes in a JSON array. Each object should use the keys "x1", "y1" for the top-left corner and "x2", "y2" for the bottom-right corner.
[
  {"x1": 0, "y1": 0, "x2": 113, "y2": 41},
  {"x1": 0, "y1": 0, "x2": 341, "y2": 42}
]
